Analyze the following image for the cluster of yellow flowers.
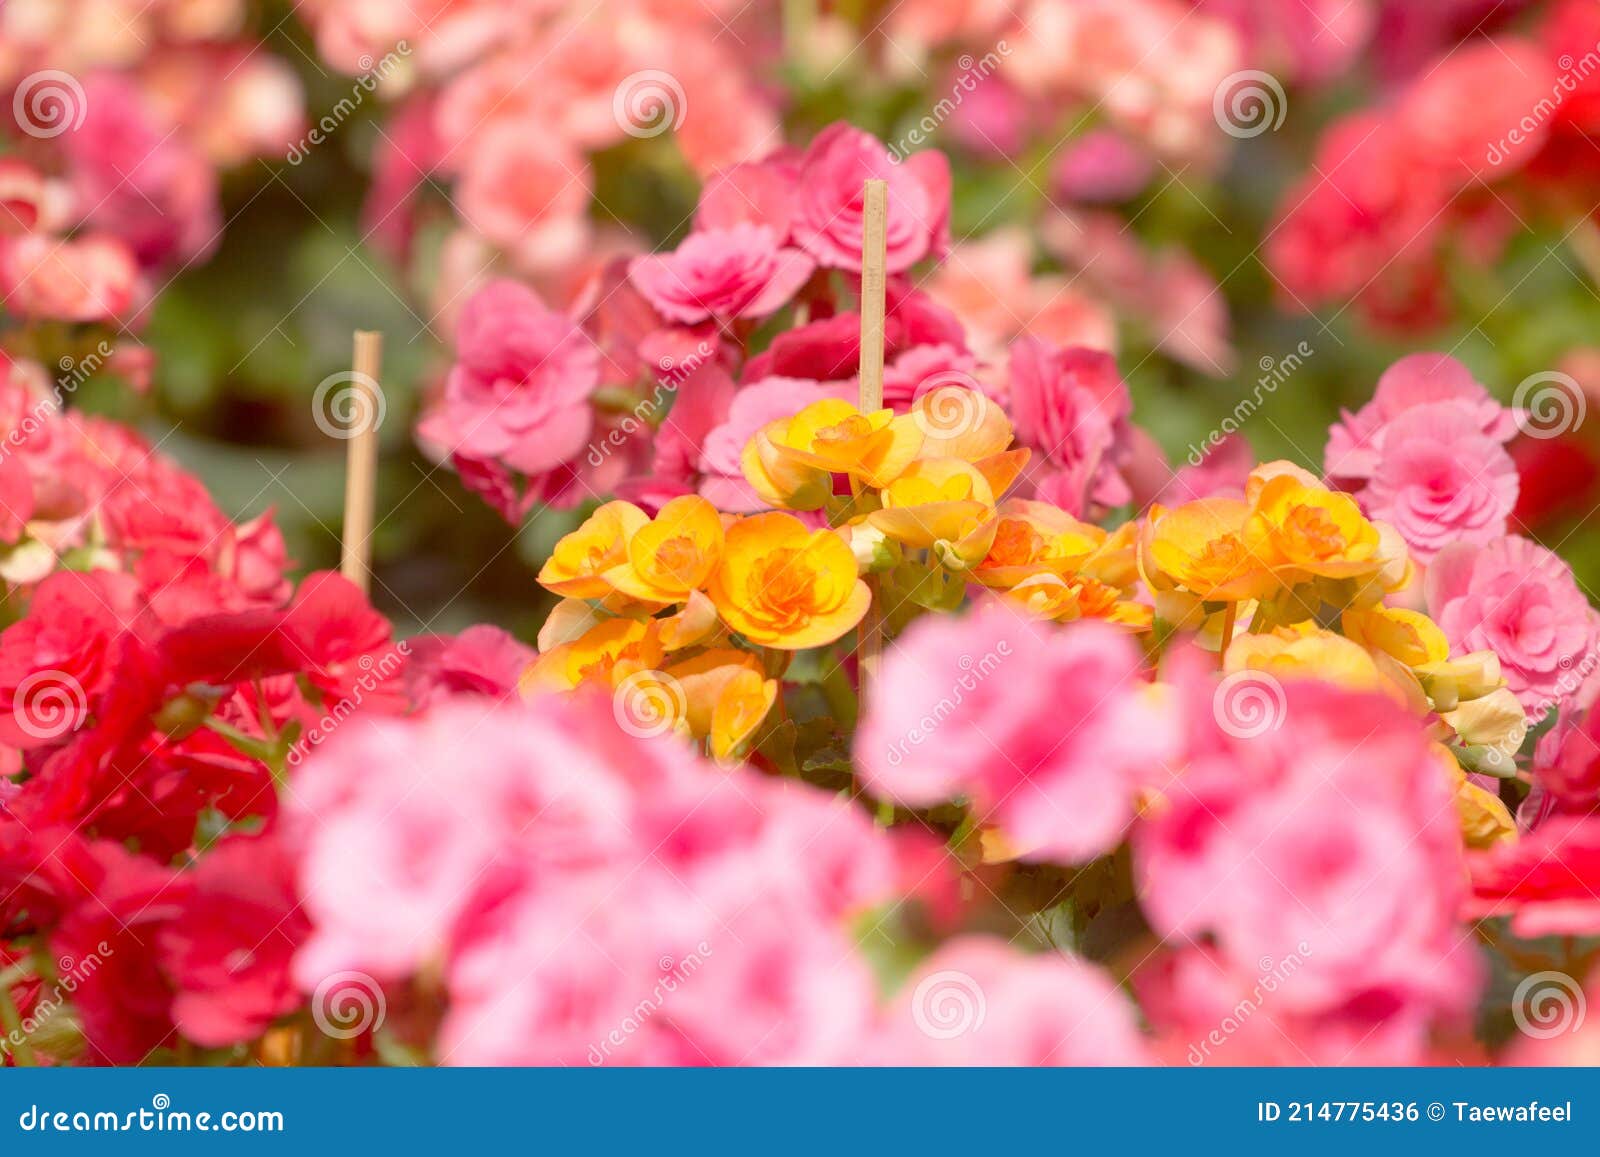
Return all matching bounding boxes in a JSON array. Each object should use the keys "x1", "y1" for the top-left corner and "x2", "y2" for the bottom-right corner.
[
  {"x1": 1142, "y1": 462, "x2": 1523, "y2": 845},
  {"x1": 526, "y1": 384, "x2": 1525, "y2": 845}
]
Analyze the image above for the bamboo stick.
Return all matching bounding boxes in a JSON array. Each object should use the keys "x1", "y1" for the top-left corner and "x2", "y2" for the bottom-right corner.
[
  {"x1": 340, "y1": 331, "x2": 383, "y2": 595},
  {"x1": 858, "y1": 180, "x2": 889, "y2": 685}
]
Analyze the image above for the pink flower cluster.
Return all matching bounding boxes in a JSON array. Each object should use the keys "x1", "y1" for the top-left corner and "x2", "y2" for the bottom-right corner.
[
  {"x1": 1270, "y1": 2, "x2": 1600, "y2": 329},
  {"x1": 424, "y1": 121, "x2": 1143, "y2": 524},
  {"x1": 286, "y1": 694, "x2": 1149, "y2": 1065},
  {"x1": 1134, "y1": 653, "x2": 1481, "y2": 1064},
  {"x1": 1325, "y1": 353, "x2": 1520, "y2": 562},
  {"x1": 0, "y1": 2, "x2": 303, "y2": 324}
]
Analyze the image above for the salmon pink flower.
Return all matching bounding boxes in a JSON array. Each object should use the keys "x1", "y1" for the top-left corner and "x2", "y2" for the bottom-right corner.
[
  {"x1": 1362, "y1": 403, "x2": 1518, "y2": 563},
  {"x1": 427, "y1": 279, "x2": 600, "y2": 477},
  {"x1": 868, "y1": 937, "x2": 1151, "y2": 1065},
  {"x1": 1427, "y1": 536, "x2": 1600, "y2": 719},
  {"x1": 1134, "y1": 662, "x2": 1480, "y2": 1061},
  {"x1": 629, "y1": 225, "x2": 814, "y2": 325},
  {"x1": 858, "y1": 607, "x2": 1174, "y2": 862},
  {"x1": 791, "y1": 123, "x2": 950, "y2": 274},
  {"x1": 1325, "y1": 353, "x2": 1517, "y2": 485},
  {"x1": 1007, "y1": 339, "x2": 1134, "y2": 518}
]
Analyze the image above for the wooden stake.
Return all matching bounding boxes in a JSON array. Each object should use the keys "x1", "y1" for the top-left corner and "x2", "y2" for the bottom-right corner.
[
  {"x1": 858, "y1": 179, "x2": 889, "y2": 412},
  {"x1": 340, "y1": 331, "x2": 383, "y2": 595},
  {"x1": 858, "y1": 180, "x2": 889, "y2": 686}
]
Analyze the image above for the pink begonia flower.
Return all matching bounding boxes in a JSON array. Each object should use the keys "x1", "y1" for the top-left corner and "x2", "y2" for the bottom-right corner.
[
  {"x1": 1007, "y1": 338, "x2": 1134, "y2": 518},
  {"x1": 423, "y1": 279, "x2": 599, "y2": 477},
  {"x1": 1325, "y1": 353, "x2": 1517, "y2": 485},
  {"x1": 1469, "y1": 816, "x2": 1600, "y2": 940},
  {"x1": 1427, "y1": 535, "x2": 1600, "y2": 720},
  {"x1": 628, "y1": 225, "x2": 815, "y2": 325},
  {"x1": 880, "y1": 344, "x2": 985, "y2": 412},
  {"x1": 0, "y1": 232, "x2": 141, "y2": 323},
  {"x1": 455, "y1": 123, "x2": 591, "y2": 274},
  {"x1": 404, "y1": 625, "x2": 534, "y2": 709},
  {"x1": 857, "y1": 606, "x2": 1175, "y2": 862},
  {"x1": 790, "y1": 123, "x2": 950, "y2": 274},
  {"x1": 866, "y1": 937, "x2": 1151, "y2": 1065},
  {"x1": 698, "y1": 377, "x2": 852, "y2": 511},
  {"x1": 63, "y1": 75, "x2": 220, "y2": 269},
  {"x1": 1052, "y1": 129, "x2": 1155, "y2": 204},
  {"x1": 288, "y1": 697, "x2": 644, "y2": 983},
  {"x1": 294, "y1": 694, "x2": 917, "y2": 1065},
  {"x1": 1133, "y1": 657, "x2": 1480, "y2": 1062},
  {"x1": 1138, "y1": 944, "x2": 1448, "y2": 1066},
  {"x1": 695, "y1": 154, "x2": 801, "y2": 237},
  {"x1": 1362, "y1": 402, "x2": 1519, "y2": 563}
]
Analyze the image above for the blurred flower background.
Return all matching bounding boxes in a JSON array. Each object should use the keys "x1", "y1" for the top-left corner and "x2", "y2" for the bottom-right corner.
[{"x1": 8, "y1": 0, "x2": 1600, "y2": 633}]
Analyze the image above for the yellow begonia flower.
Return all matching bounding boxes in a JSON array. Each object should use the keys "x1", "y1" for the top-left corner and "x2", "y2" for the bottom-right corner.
[
  {"x1": 973, "y1": 499, "x2": 1108, "y2": 589},
  {"x1": 522, "y1": 617, "x2": 665, "y2": 695},
  {"x1": 869, "y1": 458, "x2": 996, "y2": 559},
  {"x1": 1341, "y1": 606, "x2": 1450, "y2": 668},
  {"x1": 1415, "y1": 651, "x2": 1504, "y2": 711},
  {"x1": 1004, "y1": 572, "x2": 1154, "y2": 630},
  {"x1": 742, "y1": 398, "x2": 923, "y2": 509},
  {"x1": 1226, "y1": 625, "x2": 1389, "y2": 691},
  {"x1": 665, "y1": 649, "x2": 778, "y2": 761},
  {"x1": 1434, "y1": 744, "x2": 1516, "y2": 850},
  {"x1": 1140, "y1": 497, "x2": 1277, "y2": 603},
  {"x1": 911, "y1": 386, "x2": 1014, "y2": 463},
  {"x1": 603, "y1": 495, "x2": 725, "y2": 604},
  {"x1": 706, "y1": 512, "x2": 872, "y2": 650},
  {"x1": 1243, "y1": 473, "x2": 1383, "y2": 583},
  {"x1": 537, "y1": 501, "x2": 649, "y2": 598},
  {"x1": 1439, "y1": 686, "x2": 1528, "y2": 760}
]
